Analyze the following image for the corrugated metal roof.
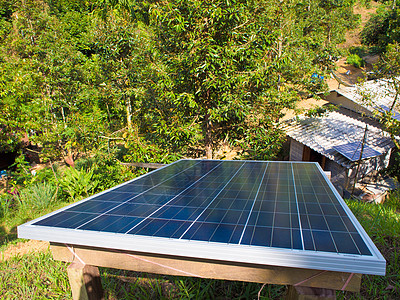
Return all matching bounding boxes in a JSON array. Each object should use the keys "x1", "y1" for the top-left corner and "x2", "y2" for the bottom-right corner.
[
  {"x1": 281, "y1": 107, "x2": 394, "y2": 169},
  {"x1": 335, "y1": 78, "x2": 399, "y2": 113}
]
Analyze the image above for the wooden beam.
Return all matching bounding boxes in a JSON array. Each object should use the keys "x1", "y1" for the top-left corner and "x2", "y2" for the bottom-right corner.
[
  {"x1": 67, "y1": 261, "x2": 104, "y2": 300},
  {"x1": 286, "y1": 286, "x2": 336, "y2": 300},
  {"x1": 51, "y1": 243, "x2": 361, "y2": 292},
  {"x1": 120, "y1": 162, "x2": 166, "y2": 169}
]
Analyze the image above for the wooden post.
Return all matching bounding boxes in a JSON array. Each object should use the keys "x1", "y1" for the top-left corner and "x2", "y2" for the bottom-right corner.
[
  {"x1": 286, "y1": 286, "x2": 336, "y2": 300},
  {"x1": 351, "y1": 125, "x2": 368, "y2": 196},
  {"x1": 67, "y1": 262, "x2": 104, "y2": 300}
]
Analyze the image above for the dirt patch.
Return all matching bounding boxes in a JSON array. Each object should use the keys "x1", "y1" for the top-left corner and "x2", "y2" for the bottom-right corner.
[
  {"x1": 339, "y1": 1, "x2": 380, "y2": 49},
  {"x1": 280, "y1": 97, "x2": 329, "y2": 122},
  {"x1": 1, "y1": 240, "x2": 49, "y2": 262},
  {"x1": 326, "y1": 57, "x2": 366, "y2": 90}
]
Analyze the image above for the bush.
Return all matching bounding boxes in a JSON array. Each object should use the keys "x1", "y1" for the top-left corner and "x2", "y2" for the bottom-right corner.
[
  {"x1": 361, "y1": 5, "x2": 400, "y2": 50},
  {"x1": 75, "y1": 152, "x2": 139, "y2": 192},
  {"x1": 59, "y1": 167, "x2": 98, "y2": 201},
  {"x1": 346, "y1": 54, "x2": 364, "y2": 68}
]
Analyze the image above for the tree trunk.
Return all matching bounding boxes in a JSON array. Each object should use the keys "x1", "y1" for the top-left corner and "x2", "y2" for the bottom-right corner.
[
  {"x1": 204, "y1": 113, "x2": 213, "y2": 159},
  {"x1": 126, "y1": 96, "x2": 132, "y2": 131},
  {"x1": 326, "y1": 24, "x2": 331, "y2": 46}
]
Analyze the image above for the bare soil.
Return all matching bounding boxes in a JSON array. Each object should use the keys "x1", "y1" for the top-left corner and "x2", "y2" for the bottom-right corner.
[{"x1": 1, "y1": 240, "x2": 49, "y2": 262}]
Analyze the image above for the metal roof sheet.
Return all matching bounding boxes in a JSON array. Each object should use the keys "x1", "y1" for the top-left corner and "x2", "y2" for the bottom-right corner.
[
  {"x1": 281, "y1": 108, "x2": 394, "y2": 168},
  {"x1": 335, "y1": 78, "x2": 400, "y2": 114}
]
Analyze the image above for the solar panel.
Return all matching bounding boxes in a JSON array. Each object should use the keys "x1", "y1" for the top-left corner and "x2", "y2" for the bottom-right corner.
[
  {"x1": 333, "y1": 142, "x2": 382, "y2": 161},
  {"x1": 376, "y1": 104, "x2": 400, "y2": 121},
  {"x1": 18, "y1": 160, "x2": 385, "y2": 275}
]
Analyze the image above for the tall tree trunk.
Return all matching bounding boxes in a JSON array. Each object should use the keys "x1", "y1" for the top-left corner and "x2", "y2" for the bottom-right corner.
[
  {"x1": 326, "y1": 24, "x2": 331, "y2": 46},
  {"x1": 204, "y1": 113, "x2": 212, "y2": 159},
  {"x1": 126, "y1": 96, "x2": 132, "y2": 131}
]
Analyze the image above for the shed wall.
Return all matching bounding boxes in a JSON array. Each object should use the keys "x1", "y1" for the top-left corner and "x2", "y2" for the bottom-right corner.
[
  {"x1": 324, "y1": 159, "x2": 348, "y2": 196},
  {"x1": 289, "y1": 138, "x2": 304, "y2": 161}
]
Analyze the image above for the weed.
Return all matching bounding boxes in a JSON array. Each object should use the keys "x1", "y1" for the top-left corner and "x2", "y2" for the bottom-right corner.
[{"x1": 16, "y1": 182, "x2": 57, "y2": 213}]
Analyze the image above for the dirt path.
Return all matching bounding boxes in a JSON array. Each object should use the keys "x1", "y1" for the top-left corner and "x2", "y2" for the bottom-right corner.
[{"x1": 1, "y1": 240, "x2": 49, "y2": 262}]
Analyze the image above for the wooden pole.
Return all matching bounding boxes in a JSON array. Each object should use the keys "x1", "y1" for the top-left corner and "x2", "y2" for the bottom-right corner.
[
  {"x1": 286, "y1": 286, "x2": 336, "y2": 299},
  {"x1": 67, "y1": 262, "x2": 104, "y2": 300},
  {"x1": 120, "y1": 162, "x2": 166, "y2": 169},
  {"x1": 351, "y1": 125, "x2": 368, "y2": 196}
]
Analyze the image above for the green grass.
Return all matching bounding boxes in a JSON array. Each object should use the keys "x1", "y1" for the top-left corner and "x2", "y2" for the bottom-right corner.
[
  {"x1": 0, "y1": 192, "x2": 399, "y2": 299},
  {"x1": 101, "y1": 269, "x2": 285, "y2": 299},
  {"x1": 0, "y1": 250, "x2": 71, "y2": 299},
  {"x1": 0, "y1": 248, "x2": 285, "y2": 299},
  {"x1": 0, "y1": 200, "x2": 70, "y2": 251}
]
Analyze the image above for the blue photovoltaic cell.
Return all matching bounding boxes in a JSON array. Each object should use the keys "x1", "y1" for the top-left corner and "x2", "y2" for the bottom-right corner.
[
  {"x1": 376, "y1": 104, "x2": 400, "y2": 121},
  {"x1": 333, "y1": 142, "x2": 382, "y2": 161},
  {"x1": 29, "y1": 160, "x2": 373, "y2": 257}
]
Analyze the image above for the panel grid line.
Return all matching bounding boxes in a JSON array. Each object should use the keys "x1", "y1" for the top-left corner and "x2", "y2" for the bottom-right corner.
[
  {"x1": 291, "y1": 163, "x2": 305, "y2": 251},
  {"x1": 124, "y1": 161, "x2": 224, "y2": 234},
  {"x1": 179, "y1": 162, "x2": 246, "y2": 239},
  {"x1": 314, "y1": 167, "x2": 364, "y2": 255},
  {"x1": 238, "y1": 162, "x2": 269, "y2": 245},
  {"x1": 305, "y1": 166, "x2": 339, "y2": 253},
  {"x1": 75, "y1": 161, "x2": 204, "y2": 230}
]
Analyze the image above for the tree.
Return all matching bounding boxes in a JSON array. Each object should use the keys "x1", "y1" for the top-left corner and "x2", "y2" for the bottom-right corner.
[
  {"x1": 143, "y1": 0, "x2": 300, "y2": 159},
  {"x1": 367, "y1": 43, "x2": 400, "y2": 150},
  {"x1": 362, "y1": 4, "x2": 400, "y2": 51},
  {"x1": 0, "y1": 0, "x2": 109, "y2": 160}
]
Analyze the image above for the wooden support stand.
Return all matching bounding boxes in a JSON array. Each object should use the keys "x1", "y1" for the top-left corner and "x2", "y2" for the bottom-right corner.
[
  {"x1": 286, "y1": 286, "x2": 336, "y2": 300},
  {"x1": 52, "y1": 243, "x2": 360, "y2": 299},
  {"x1": 67, "y1": 261, "x2": 104, "y2": 300}
]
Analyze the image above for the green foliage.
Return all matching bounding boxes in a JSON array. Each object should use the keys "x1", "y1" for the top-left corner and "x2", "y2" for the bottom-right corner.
[
  {"x1": 59, "y1": 167, "x2": 98, "y2": 200},
  {"x1": 305, "y1": 104, "x2": 338, "y2": 117},
  {"x1": 346, "y1": 54, "x2": 365, "y2": 68},
  {"x1": 9, "y1": 154, "x2": 32, "y2": 186},
  {"x1": 74, "y1": 152, "x2": 139, "y2": 191},
  {"x1": 122, "y1": 132, "x2": 183, "y2": 164},
  {"x1": 362, "y1": 4, "x2": 400, "y2": 50},
  {"x1": 0, "y1": 0, "x2": 361, "y2": 160},
  {"x1": 0, "y1": 193, "x2": 12, "y2": 219},
  {"x1": 346, "y1": 199, "x2": 400, "y2": 239},
  {"x1": 16, "y1": 182, "x2": 57, "y2": 212},
  {"x1": 141, "y1": 0, "x2": 353, "y2": 158}
]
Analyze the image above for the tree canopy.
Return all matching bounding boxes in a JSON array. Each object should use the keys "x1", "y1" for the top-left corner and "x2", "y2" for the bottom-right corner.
[{"x1": 0, "y1": 0, "x2": 360, "y2": 161}]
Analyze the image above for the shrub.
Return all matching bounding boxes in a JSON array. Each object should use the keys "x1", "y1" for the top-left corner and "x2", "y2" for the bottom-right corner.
[
  {"x1": 346, "y1": 54, "x2": 364, "y2": 68},
  {"x1": 74, "y1": 152, "x2": 139, "y2": 192},
  {"x1": 59, "y1": 167, "x2": 98, "y2": 201}
]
